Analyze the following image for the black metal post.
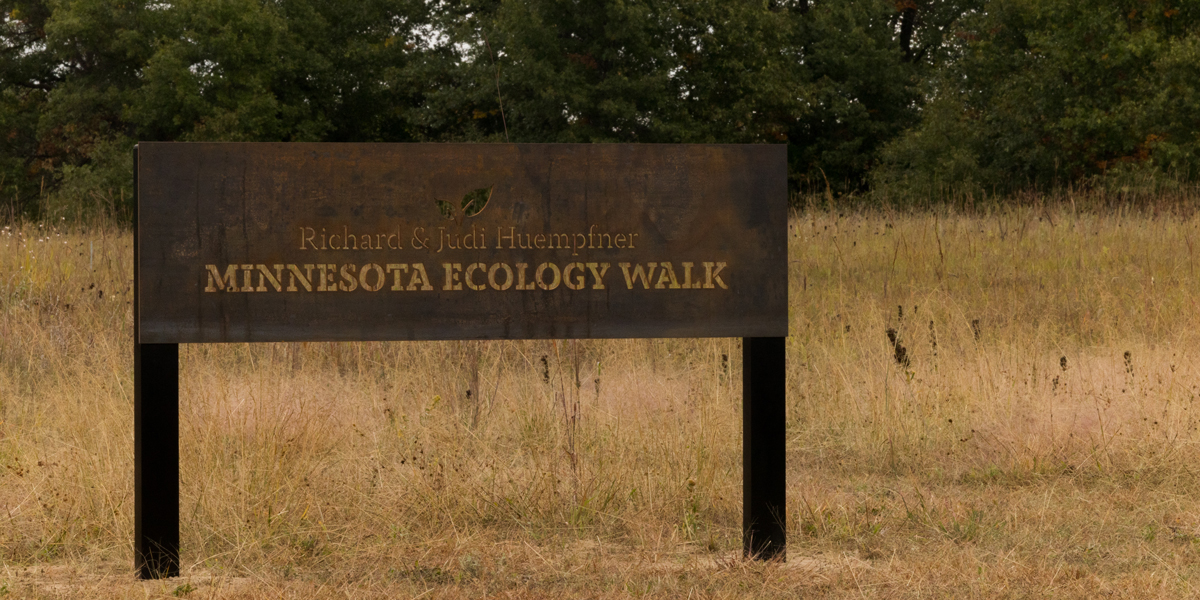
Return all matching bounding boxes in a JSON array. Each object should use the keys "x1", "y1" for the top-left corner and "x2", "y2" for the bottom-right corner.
[
  {"x1": 134, "y1": 343, "x2": 180, "y2": 578},
  {"x1": 743, "y1": 336, "x2": 786, "y2": 560},
  {"x1": 133, "y1": 145, "x2": 180, "y2": 579}
]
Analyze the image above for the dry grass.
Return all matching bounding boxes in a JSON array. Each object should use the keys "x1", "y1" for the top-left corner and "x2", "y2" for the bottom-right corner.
[{"x1": 5, "y1": 205, "x2": 1200, "y2": 598}]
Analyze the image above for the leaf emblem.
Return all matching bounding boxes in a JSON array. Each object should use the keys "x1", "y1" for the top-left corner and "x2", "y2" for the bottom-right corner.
[{"x1": 436, "y1": 185, "x2": 493, "y2": 224}]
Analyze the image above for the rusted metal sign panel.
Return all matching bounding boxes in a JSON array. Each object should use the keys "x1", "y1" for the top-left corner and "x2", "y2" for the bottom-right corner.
[{"x1": 136, "y1": 143, "x2": 786, "y2": 343}]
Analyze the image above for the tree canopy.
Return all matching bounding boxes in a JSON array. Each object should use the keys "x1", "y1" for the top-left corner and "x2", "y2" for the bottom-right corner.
[
  {"x1": 875, "y1": 0, "x2": 1200, "y2": 196},
  {"x1": 1, "y1": 0, "x2": 1196, "y2": 217}
]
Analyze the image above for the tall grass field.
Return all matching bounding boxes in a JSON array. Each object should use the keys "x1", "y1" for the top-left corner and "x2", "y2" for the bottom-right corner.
[{"x1": 5, "y1": 203, "x2": 1200, "y2": 598}]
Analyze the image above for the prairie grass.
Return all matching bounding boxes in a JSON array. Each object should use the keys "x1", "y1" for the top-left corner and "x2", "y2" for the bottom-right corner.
[{"x1": 4, "y1": 204, "x2": 1200, "y2": 598}]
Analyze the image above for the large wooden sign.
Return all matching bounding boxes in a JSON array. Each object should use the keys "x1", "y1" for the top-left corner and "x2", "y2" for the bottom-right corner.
[
  {"x1": 136, "y1": 143, "x2": 786, "y2": 343},
  {"x1": 132, "y1": 143, "x2": 789, "y2": 579}
]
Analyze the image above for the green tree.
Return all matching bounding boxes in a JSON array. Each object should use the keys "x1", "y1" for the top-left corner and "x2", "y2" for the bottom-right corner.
[
  {"x1": 2, "y1": 0, "x2": 979, "y2": 217},
  {"x1": 875, "y1": 0, "x2": 1200, "y2": 195},
  {"x1": 784, "y1": 0, "x2": 928, "y2": 193},
  {"x1": 1, "y1": 0, "x2": 432, "y2": 218},
  {"x1": 129, "y1": 0, "x2": 429, "y2": 143},
  {"x1": 405, "y1": 0, "x2": 688, "y2": 143},
  {"x1": 1, "y1": 0, "x2": 157, "y2": 216},
  {"x1": 410, "y1": 0, "x2": 974, "y2": 194}
]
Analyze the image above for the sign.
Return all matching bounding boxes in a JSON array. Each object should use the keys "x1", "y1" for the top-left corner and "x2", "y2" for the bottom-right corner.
[
  {"x1": 136, "y1": 143, "x2": 787, "y2": 343},
  {"x1": 132, "y1": 143, "x2": 789, "y2": 577}
]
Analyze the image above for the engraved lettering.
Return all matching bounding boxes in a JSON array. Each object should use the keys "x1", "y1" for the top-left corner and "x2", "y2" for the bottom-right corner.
[
  {"x1": 703, "y1": 261, "x2": 729, "y2": 289},
  {"x1": 619, "y1": 262, "x2": 657, "y2": 289},
  {"x1": 712, "y1": 261, "x2": 728, "y2": 289},
  {"x1": 317, "y1": 264, "x2": 337, "y2": 291},
  {"x1": 300, "y1": 227, "x2": 318, "y2": 250},
  {"x1": 462, "y1": 225, "x2": 487, "y2": 250},
  {"x1": 464, "y1": 262, "x2": 487, "y2": 291},
  {"x1": 586, "y1": 262, "x2": 610, "y2": 289},
  {"x1": 563, "y1": 262, "x2": 586, "y2": 290},
  {"x1": 200, "y1": 259, "x2": 721, "y2": 295},
  {"x1": 386, "y1": 264, "x2": 409, "y2": 290},
  {"x1": 359, "y1": 263, "x2": 386, "y2": 291},
  {"x1": 515, "y1": 263, "x2": 536, "y2": 290},
  {"x1": 488, "y1": 263, "x2": 514, "y2": 290},
  {"x1": 287, "y1": 264, "x2": 314, "y2": 291},
  {"x1": 438, "y1": 227, "x2": 459, "y2": 252},
  {"x1": 408, "y1": 263, "x2": 434, "y2": 291},
  {"x1": 298, "y1": 226, "x2": 418, "y2": 251},
  {"x1": 204, "y1": 264, "x2": 239, "y2": 292},
  {"x1": 654, "y1": 262, "x2": 681, "y2": 289},
  {"x1": 443, "y1": 263, "x2": 463, "y2": 291},
  {"x1": 255, "y1": 264, "x2": 285, "y2": 292},
  {"x1": 240, "y1": 265, "x2": 255, "y2": 292},
  {"x1": 484, "y1": 225, "x2": 636, "y2": 252},
  {"x1": 535, "y1": 262, "x2": 561, "y2": 290},
  {"x1": 339, "y1": 264, "x2": 358, "y2": 291}
]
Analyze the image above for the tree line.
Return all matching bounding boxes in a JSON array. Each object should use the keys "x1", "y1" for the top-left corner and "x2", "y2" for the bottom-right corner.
[{"x1": 1, "y1": 0, "x2": 1197, "y2": 218}]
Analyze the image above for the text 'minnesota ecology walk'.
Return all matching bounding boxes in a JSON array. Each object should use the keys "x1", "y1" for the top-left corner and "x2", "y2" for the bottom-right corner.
[{"x1": 136, "y1": 143, "x2": 786, "y2": 342}]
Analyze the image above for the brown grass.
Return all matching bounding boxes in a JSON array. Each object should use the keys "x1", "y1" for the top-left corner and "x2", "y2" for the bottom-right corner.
[{"x1": 4, "y1": 205, "x2": 1200, "y2": 598}]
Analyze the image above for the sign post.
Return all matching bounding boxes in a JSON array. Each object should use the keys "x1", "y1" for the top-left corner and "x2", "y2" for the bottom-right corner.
[
  {"x1": 133, "y1": 143, "x2": 787, "y2": 577},
  {"x1": 743, "y1": 336, "x2": 787, "y2": 559},
  {"x1": 133, "y1": 342, "x2": 179, "y2": 578}
]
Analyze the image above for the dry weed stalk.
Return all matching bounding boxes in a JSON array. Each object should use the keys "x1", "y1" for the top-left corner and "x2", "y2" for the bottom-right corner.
[{"x1": 4, "y1": 203, "x2": 1200, "y2": 597}]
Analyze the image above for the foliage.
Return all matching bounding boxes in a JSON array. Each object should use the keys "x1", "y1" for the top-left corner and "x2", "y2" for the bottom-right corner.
[
  {"x1": 784, "y1": 0, "x2": 929, "y2": 193},
  {"x1": 13, "y1": 0, "x2": 1199, "y2": 213},
  {"x1": 875, "y1": 0, "x2": 1200, "y2": 196},
  {"x1": 0, "y1": 0, "x2": 434, "y2": 219},
  {"x1": 418, "y1": 0, "x2": 964, "y2": 194},
  {"x1": 1, "y1": 0, "x2": 157, "y2": 217},
  {"x1": 128, "y1": 0, "x2": 429, "y2": 144},
  {"x1": 0, "y1": 0, "x2": 982, "y2": 218}
]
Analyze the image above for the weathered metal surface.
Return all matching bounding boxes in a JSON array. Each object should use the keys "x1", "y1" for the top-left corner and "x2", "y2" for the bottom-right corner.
[
  {"x1": 743, "y1": 336, "x2": 787, "y2": 559},
  {"x1": 136, "y1": 143, "x2": 786, "y2": 343},
  {"x1": 134, "y1": 342, "x2": 179, "y2": 579}
]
